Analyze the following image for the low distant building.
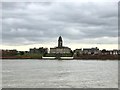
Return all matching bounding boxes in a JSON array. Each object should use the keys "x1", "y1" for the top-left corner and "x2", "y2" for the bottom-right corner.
[
  {"x1": 101, "y1": 49, "x2": 110, "y2": 55},
  {"x1": 2, "y1": 49, "x2": 18, "y2": 56},
  {"x1": 118, "y1": 50, "x2": 120, "y2": 55},
  {"x1": 83, "y1": 48, "x2": 92, "y2": 55},
  {"x1": 108, "y1": 50, "x2": 113, "y2": 55},
  {"x1": 101, "y1": 49, "x2": 119, "y2": 55},
  {"x1": 83, "y1": 47, "x2": 100, "y2": 55},
  {"x1": 73, "y1": 49, "x2": 82, "y2": 56},
  {"x1": 113, "y1": 49, "x2": 118, "y2": 55},
  {"x1": 50, "y1": 36, "x2": 72, "y2": 54},
  {"x1": 91, "y1": 47, "x2": 100, "y2": 55},
  {"x1": 29, "y1": 47, "x2": 48, "y2": 54}
]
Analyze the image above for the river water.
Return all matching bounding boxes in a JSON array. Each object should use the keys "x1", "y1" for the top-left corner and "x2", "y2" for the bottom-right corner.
[{"x1": 2, "y1": 59, "x2": 118, "y2": 88}]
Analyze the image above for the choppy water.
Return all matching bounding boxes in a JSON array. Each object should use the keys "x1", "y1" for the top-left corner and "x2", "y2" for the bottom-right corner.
[{"x1": 2, "y1": 59, "x2": 118, "y2": 88}]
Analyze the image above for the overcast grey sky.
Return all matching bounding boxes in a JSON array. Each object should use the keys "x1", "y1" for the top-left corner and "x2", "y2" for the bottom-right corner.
[{"x1": 1, "y1": 1, "x2": 118, "y2": 50}]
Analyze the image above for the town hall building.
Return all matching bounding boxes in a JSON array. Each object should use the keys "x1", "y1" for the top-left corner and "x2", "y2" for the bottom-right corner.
[{"x1": 50, "y1": 36, "x2": 71, "y2": 54}]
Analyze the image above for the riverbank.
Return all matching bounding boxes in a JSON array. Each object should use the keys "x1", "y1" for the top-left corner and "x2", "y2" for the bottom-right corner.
[
  {"x1": 0, "y1": 55, "x2": 119, "y2": 60},
  {"x1": 74, "y1": 55, "x2": 119, "y2": 60},
  {"x1": 0, "y1": 56, "x2": 41, "y2": 59}
]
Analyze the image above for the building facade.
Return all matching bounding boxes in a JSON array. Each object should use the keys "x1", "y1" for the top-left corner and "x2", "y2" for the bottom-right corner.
[
  {"x1": 50, "y1": 36, "x2": 71, "y2": 54},
  {"x1": 83, "y1": 47, "x2": 100, "y2": 55},
  {"x1": 1, "y1": 49, "x2": 18, "y2": 56},
  {"x1": 29, "y1": 47, "x2": 48, "y2": 54}
]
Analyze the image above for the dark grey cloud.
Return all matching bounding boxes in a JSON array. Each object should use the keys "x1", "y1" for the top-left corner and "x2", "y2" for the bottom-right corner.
[{"x1": 2, "y1": 2, "x2": 118, "y2": 45}]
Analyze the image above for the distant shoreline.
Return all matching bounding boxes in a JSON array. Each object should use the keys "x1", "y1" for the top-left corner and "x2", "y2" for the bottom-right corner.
[
  {"x1": 2, "y1": 59, "x2": 119, "y2": 61},
  {"x1": 1, "y1": 55, "x2": 119, "y2": 60}
]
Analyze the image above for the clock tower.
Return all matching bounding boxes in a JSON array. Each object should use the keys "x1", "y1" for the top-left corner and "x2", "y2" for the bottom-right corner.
[{"x1": 58, "y1": 36, "x2": 63, "y2": 48}]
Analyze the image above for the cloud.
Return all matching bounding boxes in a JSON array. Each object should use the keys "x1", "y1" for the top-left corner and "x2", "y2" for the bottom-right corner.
[{"x1": 2, "y1": 2, "x2": 118, "y2": 46}]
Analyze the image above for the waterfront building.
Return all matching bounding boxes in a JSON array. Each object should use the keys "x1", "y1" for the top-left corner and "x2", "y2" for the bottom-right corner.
[
  {"x1": 2, "y1": 49, "x2": 18, "y2": 56},
  {"x1": 101, "y1": 49, "x2": 119, "y2": 55},
  {"x1": 83, "y1": 47, "x2": 100, "y2": 55},
  {"x1": 50, "y1": 36, "x2": 71, "y2": 54},
  {"x1": 112, "y1": 49, "x2": 118, "y2": 55},
  {"x1": 101, "y1": 49, "x2": 110, "y2": 55},
  {"x1": 29, "y1": 47, "x2": 48, "y2": 54},
  {"x1": 83, "y1": 48, "x2": 92, "y2": 55},
  {"x1": 73, "y1": 49, "x2": 83, "y2": 56},
  {"x1": 108, "y1": 50, "x2": 113, "y2": 55},
  {"x1": 91, "y1": 47, "x2": 100, "y2": 55},
  {"x1": 118, "y1": 50, "x2": 120, "y2": 55}
]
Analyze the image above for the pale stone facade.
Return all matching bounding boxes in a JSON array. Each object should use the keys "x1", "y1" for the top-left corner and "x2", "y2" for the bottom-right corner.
[{"x1": 50, "y1": 47, "x2": 71, "y2": 54}]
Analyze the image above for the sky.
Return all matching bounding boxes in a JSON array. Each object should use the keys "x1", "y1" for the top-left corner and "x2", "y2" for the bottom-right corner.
[{"x1": 1, "y1": 0, "x2": 119, "y2": 51}]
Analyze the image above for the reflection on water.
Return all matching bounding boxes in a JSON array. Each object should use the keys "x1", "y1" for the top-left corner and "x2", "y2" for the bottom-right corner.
[{"x1": 2, "y1": 59, "x2": 118, "y2": 88}]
